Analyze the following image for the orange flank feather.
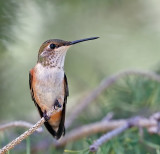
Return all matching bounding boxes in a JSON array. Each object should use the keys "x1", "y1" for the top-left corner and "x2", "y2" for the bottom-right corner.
[{"x1": 49, "y1": 111, "x2": 62, "y2": 127}]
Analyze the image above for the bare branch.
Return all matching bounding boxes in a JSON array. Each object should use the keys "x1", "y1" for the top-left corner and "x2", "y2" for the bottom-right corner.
[
  {"x1": 55, "y1": 113, "x2": 158, "y2": 147},
  {"x1": 0, "y1": 121, "x2": 43, "y2": 133},
  {"x1": 0, "y1": 107, "x2": 62, "y2": 154},
  {"x1": 66, "y1": 70, "x2": 160, "y2": 128}
]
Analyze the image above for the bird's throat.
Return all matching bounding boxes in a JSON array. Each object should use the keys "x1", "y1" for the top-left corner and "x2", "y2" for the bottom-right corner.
[{"x1": 39, "y1": 53, "x2": 66, "y2": 69}]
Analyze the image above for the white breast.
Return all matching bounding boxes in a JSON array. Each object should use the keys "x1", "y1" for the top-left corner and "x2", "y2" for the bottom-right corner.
[{"x1": 34, "y1": 63, "x2": 64, "y2": 108}]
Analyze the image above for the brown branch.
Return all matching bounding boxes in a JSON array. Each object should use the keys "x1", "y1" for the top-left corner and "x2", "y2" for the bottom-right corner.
[
  {"x1": 66, "y1": 70, "x2": 160, "y2": 128},
  {"x1": 0, "y1": 121, "x2": 43, "y2": 133},
  {"x1": 0, "y1": 107, "x2": 62, "y2": 154}
]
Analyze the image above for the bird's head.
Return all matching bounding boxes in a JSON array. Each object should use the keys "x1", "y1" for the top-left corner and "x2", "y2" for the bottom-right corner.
[{"x1": 38, "y1": 37, "x2": 99, "y2": 68}]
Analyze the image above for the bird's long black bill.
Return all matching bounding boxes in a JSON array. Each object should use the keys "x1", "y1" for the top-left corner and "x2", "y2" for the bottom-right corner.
[{"x1": 70, "y1": 37, "x2": 99, "y2": 45}]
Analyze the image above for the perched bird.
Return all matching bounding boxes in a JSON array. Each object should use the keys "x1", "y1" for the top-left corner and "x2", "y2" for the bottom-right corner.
[{"x1": 29, "y1": 37, "x2": 99, "y2": 139}]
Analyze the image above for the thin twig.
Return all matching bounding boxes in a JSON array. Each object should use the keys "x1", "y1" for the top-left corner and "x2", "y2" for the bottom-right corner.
[
  {"x1": 90, "y1": 123, "x2": 129, "y2": 152},
  {"x1": 0, "y1": 107, "x2": 62, "y2": 154},
  {"x1": 66, "y1": 70, "x2": 160, "y2": 128},
  {"x1": 89, "y1": 117, "x2": 140, "y2": 152},
  {"x1": 0, "y1": 121, "x2": 43, "y2": 133},
  {"x1": 101, "y1": 112, "x2": 114, "y2": 121}
]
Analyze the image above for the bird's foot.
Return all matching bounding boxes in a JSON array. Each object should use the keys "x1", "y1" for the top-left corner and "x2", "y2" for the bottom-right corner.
[
  {"x1": 43, "y1": 110, "x2": 50, "y2": 121},
  {"x1": 54, "y1": 100, "x2": 62, "y2": 110}
]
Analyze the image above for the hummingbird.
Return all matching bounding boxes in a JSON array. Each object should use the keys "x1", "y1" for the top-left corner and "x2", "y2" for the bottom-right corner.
[{"x1": 29, "y1": 37, "x2": 99, "y2": 139}]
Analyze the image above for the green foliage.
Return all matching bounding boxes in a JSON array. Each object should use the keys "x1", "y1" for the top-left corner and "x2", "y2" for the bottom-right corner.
[{"x1": 106, "y1": 76, "x2": 160, "y2": 117}]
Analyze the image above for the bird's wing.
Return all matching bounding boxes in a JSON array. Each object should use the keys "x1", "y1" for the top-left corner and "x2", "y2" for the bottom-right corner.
[
  {"x1": 56, "y1": 73, "x2": 69, "y2": 138},
  {"x1": 29, "y1": 69, "x2": 34, "y2": 102}
]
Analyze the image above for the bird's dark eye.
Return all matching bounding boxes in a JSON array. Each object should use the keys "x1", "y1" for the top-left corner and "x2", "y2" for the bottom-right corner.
[{"x1": 50, "y1": 43, "x2": 56, "y2": 49}]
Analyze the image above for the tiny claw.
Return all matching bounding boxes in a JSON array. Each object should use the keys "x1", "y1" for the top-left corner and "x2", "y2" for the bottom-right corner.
[
  {"x1": 43, "y1": 110, "x2": 50, "y2": 121},
  {"x1": 54, "y1": 100, "x2": 62, "y2": 110}
]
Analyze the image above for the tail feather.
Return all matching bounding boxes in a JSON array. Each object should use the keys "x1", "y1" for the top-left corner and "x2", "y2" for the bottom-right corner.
[
  {"x1": 44, "y1": 122, "x2": 57, "y2": 138},
  {"x1": 44, "y1": 122, "x2": 65, "y2": 139}
]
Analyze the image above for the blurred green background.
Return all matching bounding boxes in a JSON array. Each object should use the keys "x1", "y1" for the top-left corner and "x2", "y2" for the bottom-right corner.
[{"x1": 1, "y1": 0, "x2": 160, "y2": 153}]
